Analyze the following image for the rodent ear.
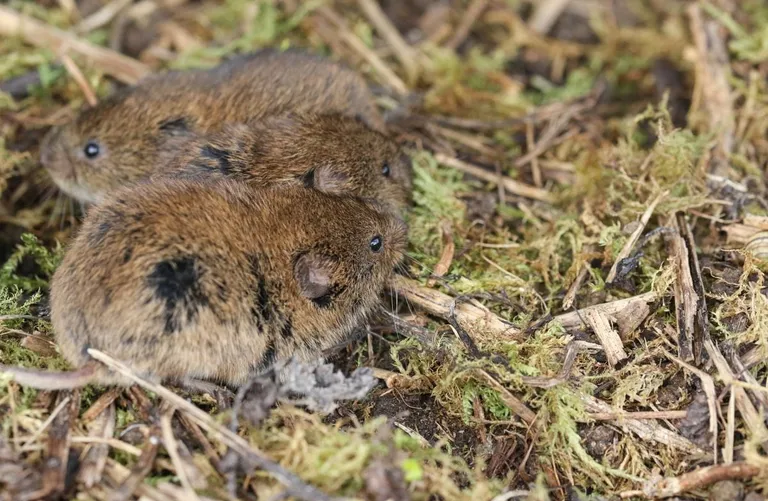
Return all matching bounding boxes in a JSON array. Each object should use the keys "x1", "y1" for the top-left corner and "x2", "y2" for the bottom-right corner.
[
  {"x1": 303, "y1": 164, "x2": 349, "y2": 194},
  {"x1": 293, "y1": 253, "x2": 332, "y2": 301}
]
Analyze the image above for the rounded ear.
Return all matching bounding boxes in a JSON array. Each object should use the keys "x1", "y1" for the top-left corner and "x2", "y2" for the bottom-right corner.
[
  {"x1": 293, "y1": 253, "x2": 332, "y2": 300},
  {"x1": 302, "y1": 164, "x2": 349, "y2": 194}
]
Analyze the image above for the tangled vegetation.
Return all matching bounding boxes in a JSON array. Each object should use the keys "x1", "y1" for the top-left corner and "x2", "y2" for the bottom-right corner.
[{"x1": 0, "y1": 0, "x2": 767, "y2": 500}]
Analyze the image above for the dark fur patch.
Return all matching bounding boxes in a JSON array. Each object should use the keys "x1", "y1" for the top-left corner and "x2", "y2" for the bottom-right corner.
[
  {"x1": 147, "y1": 256, "x2": 208, "y2": 334},
  {"x1": 158, "y1": 117, "x2": 191, "y2": 136},
  {"x1": 200, "y1": 144, "x2": 231, "y2": 174},
  {"x1": 248, "y1": 255, "x2": 273, "y2": 325},
  {"x1": 312, "y1": 284, "x2": 346, "y2": 309},
  {"x1": 301, "y1": 168, "x2": 316, "y2": 188},
  {"x1": 122, "y1": 247, "x2": 133, "y2": 264},
  {"x1": 279, "y1": 317, "x2": 293, "y2": 339},
  {"x1": 262, "y1": 341, "x2": 277, "y2": 367}
]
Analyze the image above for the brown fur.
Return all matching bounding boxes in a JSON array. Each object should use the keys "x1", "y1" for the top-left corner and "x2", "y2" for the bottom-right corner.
[
  {"x1": 40, "y1": 49, "x2": 386, "y2": 203},
  {"x1": 15, "y1": 178, "x2": 406, "y2": 388},
  {"x1": 157, "y1": 114, "x2": 412, "y2": 212}
]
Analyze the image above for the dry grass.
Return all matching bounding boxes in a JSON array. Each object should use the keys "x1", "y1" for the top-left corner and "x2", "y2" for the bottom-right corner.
[{"x1": 0, "y1": 0, "x2": 767, "y2": 499}]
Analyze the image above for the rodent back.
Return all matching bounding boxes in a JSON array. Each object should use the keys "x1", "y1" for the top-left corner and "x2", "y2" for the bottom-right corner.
[{"x1": 40, "y1": 49, "x2": 385, "y2": 203}]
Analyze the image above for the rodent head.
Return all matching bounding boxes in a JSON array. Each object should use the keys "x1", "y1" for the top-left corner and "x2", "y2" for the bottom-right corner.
[
  {"x1": 283, "y1": 190, "x2": 407, "y2": 345},
  {"x1": 176, "y1": 114, "x2": 414, "y2": 213},
  {"x1": 40, "y1": 89, "x2": 197, "y2": 204}
]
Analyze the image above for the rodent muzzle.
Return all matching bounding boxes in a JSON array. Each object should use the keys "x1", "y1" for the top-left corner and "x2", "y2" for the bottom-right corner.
[{"x1": 39, "y1": 127, "x2": 72, "y2": 179}]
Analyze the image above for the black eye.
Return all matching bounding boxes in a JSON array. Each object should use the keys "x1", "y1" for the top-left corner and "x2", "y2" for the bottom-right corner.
[
  {"x1": 382, "y1": 162, "x2": 390, "y2": 177},
  {"x1": 369, "y1": 235, "x2": 383, "y2": 252},
  {"x1": 84, "y1": 141, "x2": 100, "y2": 159}
]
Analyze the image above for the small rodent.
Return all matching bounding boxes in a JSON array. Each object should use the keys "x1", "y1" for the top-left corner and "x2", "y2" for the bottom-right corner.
[
  {"x1": 1, "y1": 177, "x2": 406, "y2": 389},
  {"x1": 40, "y1": 48, "x2": 385, "y2": 204},
  {"x1": 159, "y1": 114, "x2": 413, "y2": 212}
]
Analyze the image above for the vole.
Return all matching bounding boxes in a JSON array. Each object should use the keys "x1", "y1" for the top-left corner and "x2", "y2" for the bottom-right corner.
[
  {"x1": 39, "y1": 48, "x2": 386, "y2": 204},
  {"x1": 159, "y1": 113, "x2": 413, "y2": 212},
  {"x1": 0, "y1": 177, "x2": 406, "y2": 389}
]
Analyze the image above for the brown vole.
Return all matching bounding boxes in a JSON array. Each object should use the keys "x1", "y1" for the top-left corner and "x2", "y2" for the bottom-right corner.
[
  {"x1": 40, "y1": 48, "x2": 386, "y2": 204},
  {"x1": 159, "y1": 114, "x2": 413, "y2": 212},
  {"x1": 0, "y1": 177, "x2": 406, "y2": 388}
]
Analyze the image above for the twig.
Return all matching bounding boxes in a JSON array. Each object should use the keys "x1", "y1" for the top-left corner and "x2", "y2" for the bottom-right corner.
[
  {"x1": 606, "y1": 191, "x2": 666, "y2": 284},
  {"x1": 587, "y1": 410, "x2": 688, "y2": 421},
  {"x1": 315, "y1": 7, "x2": 408, "y2": 95},
  {"x1": 528, "y1": 0, "x2": 571, "y2": 34},
  {"x1": 0, "y1": 5, "x2": 150, "y2": 84},
  {"x1": 584, "y1": 310, "x2": 628, "y2": 367},
  {"x1": 159, "y1": 407, "x2": 201, "y2": 501},
  {"x1": 81, "y1": 387, "x2": 122, "y2": 422},
  {"x1": 435, "y1": 153, "x2": 554, "y2": 203},
  {"x1": 427, "y1": 220, "x2": 455, "y2": 286},
  {"x1": 75, "y1": 0, "x2": 133, "y2": 34},
  {"x1": 20, "y1": 396, "x2": 71, "y2": 448},
  {"x1": 357, "y1": 0, "x2": 419, "y2": 83},
  {"x1": 562, "y1": 261, "x2": 590, "y2": 310},
  {"x1": 579, "y1": 394, "x2": 704, "y2": 455},
  {"x1": 620, "y1": 462, "x2": 761, "y2": 499},
  {"x1": 59, "y1": 51, "x2": 98, "y2": 107},
  {"x1": 391, "y1": 275, "x2": 658, "y2": 338},
  {"x1": 675, "y1": 213, "x2": 709, "y2": 363},
  {"x1": 445, "y1": 0, "x2": 488, "y2": 50},
  {"x1": 664, "y1": 347, "x2": 718, "y2": 461},
  {"x1": 106, "y1": 428, "x2": 162, "y2": 501},
  {"x1": 476, "y1": 369, "x2": 537, "y2": 425},
  {"x1": 668, "y1": 229, "x2": 698, "y2": 361},
  {"x1": 40, "y1": 391, "x2": 79, "y2": 499},
  {"x1": 77, "y1": 402, "x2": 116, "y2": 487},
  {"x1": 389, "y1": 275, "x2": 520, "y2": 340},
  {"x1": 87, "y1": 349, "x2": 344, "y2": 501},
  {"x1": 687, "y1": 4, "x2": 734, "y2": 177}
]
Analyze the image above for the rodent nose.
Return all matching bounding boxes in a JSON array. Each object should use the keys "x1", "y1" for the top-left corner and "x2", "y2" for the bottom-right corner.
[{"x1": 39, "y1": 127, "x2": 73, "y2": 178}]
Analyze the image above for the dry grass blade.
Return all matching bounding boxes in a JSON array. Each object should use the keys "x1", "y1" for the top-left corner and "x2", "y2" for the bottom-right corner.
[
  {"x1": 159, "y1": 406, "x2": 201, "y2": 501},
  {"x1": 445, "y1": 0, "x2": 489, "y2": 50},
  {"x1": 357, "y1": 0, "x2": 419, "y2": 83},
  {"x1": 58, "y1": 51, "x2": 98, "y2": 107},
  {"x1": 476, "y1": 369, "x2": 537, "y2": 425},
  {"x1": 0, "y1": 5, "x2": 150, "y2": 84},
  {"x1": 528, "y1": 0, "x2": 571, "y2": 35},
  {"x1": 314, "y1": 7, "x2": 408, "y2": 95},
  {"x1": 704, "y1": 340, "x2": 768, "y2": 451},
  {"x1": 75, "y1": 0, "x2": 133, "y2": 34},
  {"x1": 77, "y1": 402, "x2": 115, "y2": 487},
  {"x1": 87, "y1": 349, "x2": 345, "y2": 501},
  {"x1": 435, "y1": 153, "x2": 554, "y2": 203},
  {"x1": 606, "y1": 192, "x2": 666, "y2": 284}
]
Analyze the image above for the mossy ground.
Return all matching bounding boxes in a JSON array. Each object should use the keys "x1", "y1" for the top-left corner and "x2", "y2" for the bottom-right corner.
[{"x1": 1, "y1": 1, "x2": 767, "y2": 500}]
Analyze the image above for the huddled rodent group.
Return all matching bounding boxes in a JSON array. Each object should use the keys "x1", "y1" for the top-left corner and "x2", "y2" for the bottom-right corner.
[{"x1": 2, "y1": 49, "x2": 413, "y2": 389}]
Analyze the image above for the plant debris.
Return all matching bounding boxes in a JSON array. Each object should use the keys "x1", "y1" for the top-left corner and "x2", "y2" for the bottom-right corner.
[{"x1": 0, "y1": 0, "x2": 767, "y2": 499}]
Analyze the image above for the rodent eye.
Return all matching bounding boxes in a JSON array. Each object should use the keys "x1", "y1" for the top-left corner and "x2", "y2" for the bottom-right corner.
[
  {"x1": 369, "y1": 235, "x2": 383, "y2": 253},
  {"x1": 83, "y1": 141, "x2": 100, "y2": 159},
  {"x1": 381, "y1": 162, "x2": 391, "y2": 177}
]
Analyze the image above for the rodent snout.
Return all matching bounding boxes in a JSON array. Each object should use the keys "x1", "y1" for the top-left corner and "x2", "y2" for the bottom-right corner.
[{"x1": 40, "y1": 127, "x2": 74, "y2": 179}]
